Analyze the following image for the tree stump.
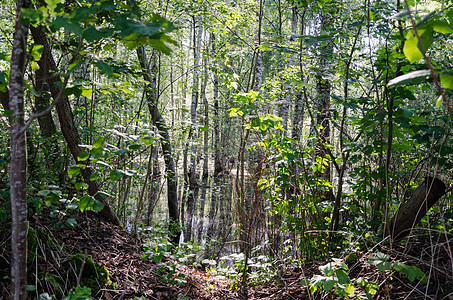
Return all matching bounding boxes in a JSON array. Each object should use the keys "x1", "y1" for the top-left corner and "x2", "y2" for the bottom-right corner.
[{"x1": 385, "y1": 177, "x2": 446, "y2": 240}]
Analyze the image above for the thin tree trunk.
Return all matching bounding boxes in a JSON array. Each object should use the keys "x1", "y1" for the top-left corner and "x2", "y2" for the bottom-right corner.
[
  {"x1": 9, "y1": 0, "x2": 30, "y2": 298},
  {"x1": 315, "y1": 10, "x2": 333, "y2": 208},
  {"x1": 186, "y1": 15, "x2": 203, "y2": 241},
  {"x1": 207, "y1": 33, "x2": 220, "y2": 239},
  {"x1": 197, "y1": 45, "x2": 210, "y2": 243},
  {"x1": 146, "y1": 146, "x2": 161, "y2": 225},
  {"x1": 137, "y1": 47, "x2": 180, "y2": 245},
  {"x1": 331, "y1": 20, "x2": 362, "y2": 231}
]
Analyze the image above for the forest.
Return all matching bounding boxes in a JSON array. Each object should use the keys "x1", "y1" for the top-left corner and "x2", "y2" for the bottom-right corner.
[{"x1": 0, "y1": 0, "x2": 453, "y2": 298}]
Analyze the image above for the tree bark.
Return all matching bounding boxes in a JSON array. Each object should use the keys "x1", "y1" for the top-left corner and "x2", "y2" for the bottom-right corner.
[
  {"x1": 197, "y1": 45, "x2": 209, "y2": 243},
  {"x1": 30, "y1": 25, "x2": 120, "y2": 226},
  {"x1": 186, "y1": 15, "x2": 203, "y2": 241},
  {"x1": 9, "y1": 0, "x2": 30, "y2": 298},
  {"x1": 315, "y1": 9, "x2": 333, "y2": 211},
  {"x1": 385, "y1": 177, "x2": 446, "y2": 240},
  {"x1": 207, "y1": 33, "x2": 220, "y2": 239},
  {"x1": 32, "y1": 26, "x2": 62, "y2": 177},
  {"x1": 137, "y1": 47, "x2": 180, "y2": 245}
]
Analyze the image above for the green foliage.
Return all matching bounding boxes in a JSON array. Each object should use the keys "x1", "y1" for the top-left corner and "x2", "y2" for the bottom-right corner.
[
  {"x1": 388, "y1": 70, "x2": 431, "y2": 87},
  {"x1": 34, "y1": 286, "x2": 91, "y2": 300},
  {"x1": 214, "y1": 247, "x2": 277, "y2": 287},
  {"x1": 305, "y1": 254, "x2": 426, "y2": 299},
  {"x1": 440, "y1": 70, "x2": 453, "y2": 90},
  {"x1": 367, "y1": 252, "x2": 427, "y2": 283},
  {"x1": 141, "y1": 221, "x2": 187, "y2": 286},
  {"x1": 307, "y1": 259, "x2": 356, "y2": 298},
  {"x1": 61, "y1": 286, "x2": 92, "y2": 300},
  {"x1": 403, "y1": 26, "x2": 434, "y2": 63},
  {"x1": 22, "y1": 0, "x2": 177, "y2": 53}
]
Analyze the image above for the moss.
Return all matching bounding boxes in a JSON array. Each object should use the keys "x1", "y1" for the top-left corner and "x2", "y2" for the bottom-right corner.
[
  {"x1": 345, "y1": 253, "x2": 359, "y2": 266},
  {"x1": 44, "y1": 273, "x2": 65, "y2": 297},
  {"x1": 69, "y1": 254, "x2": 112, "y2": 293}
]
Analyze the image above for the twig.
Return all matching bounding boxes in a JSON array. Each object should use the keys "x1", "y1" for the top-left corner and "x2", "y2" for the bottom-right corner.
[
  {"x1": 119, "y1": 266, "x2": 157, "y2": 299},
  {"x1": 76, "y1": 250, "x2": 87, "y2": 287}
]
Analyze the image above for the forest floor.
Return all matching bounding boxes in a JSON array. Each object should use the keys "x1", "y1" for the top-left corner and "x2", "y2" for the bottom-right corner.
[
  {"x1": 1, "y1": 213, "x2": 453, "y2": 299},
  {"x1": 47, "y1": 215, "x2": 313, "y2": 299}
]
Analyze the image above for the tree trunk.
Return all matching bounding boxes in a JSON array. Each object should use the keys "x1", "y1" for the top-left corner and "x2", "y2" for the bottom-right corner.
[
  {"x1": 146, "y1": 146, "x2": 161, "y2": 225},
  {"x1": 9, "y1": 0, "x2": 30, "y2": 298},
  {"x1": 315, "y1": 9, "x2": 333, "y2": 212},
  {"x1": 186, "y1": 15, "x2": 203, "y2": 241},
  {"x1": 30, "y1": 25, "x2": 120, "y2": 226},
  {"x1": 385, "y1": 177, "x2": 446, "y2": 240},
  {"x1": 207, "y1": 33, "x2": 220, "y2": 239},
  {"x1": 137, "y1": 47, "x2": 180, "y2": 245},
  {"x1": 32, "y1": 25, "x2": 62, "y2": 179},
  {"x1": 197, "y1": 44, "x2": 210, "y2": 243}
]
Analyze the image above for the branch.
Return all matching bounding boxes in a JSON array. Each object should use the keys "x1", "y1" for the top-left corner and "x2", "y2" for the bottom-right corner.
[{"x1": 18, "y1": 74, "x2": 70, "y2": 137}]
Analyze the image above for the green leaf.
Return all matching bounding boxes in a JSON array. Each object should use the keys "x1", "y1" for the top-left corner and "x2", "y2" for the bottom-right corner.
[
  {"x1": 440, "y1": 70, "x2": 453, "y2": 90},
  {"x1": 93, "y1": 137, "x2": 105, "y2": 148},
  {"x1": 259, "y1": 44, "x2": 273, "y2": 51},
  {"x1": 388, "y1": 70, "x2": 431, "y2": 87},
  {"x1": 81, "y1": 87, "x2": 93, "y2": 98},
  {"x1": 344, "y1": 283, "x2": 355, "y2": 295},
  {"x1": 94, "y1": 60, "x2": 116, "y2": 75},
  {"x1": 91, "y1": 199, "x2": 104, "y2": 212},
  {"x1": 44, "y1": 192, "x2": 59, "y2": 206},
  {"x1": 62, "y1": 286, "x2": 91, "y2": 300},
  {"x1": 309, "y1": 285, "x2": 318, "y2": 294},
  {"x1": 52, "y1": 16, "x2": 84, "y2": 35},
  {"x1": 403, "y1": 26, "x2": 433, "y2": 63},
  {"x1": 89, "y1": 173, "x2": 99, "y2": 181},
  {"x1": 431, "y1": 20, "x2": 453, "y2": 34},
  {"x1": 20, "y1": 8, "x2": 45, "y2": 27},
  {"x1": 38, "y1": 190, "x2": 50, "y2": 196},
  {"x1": 378, "y1": 261, "x2": 391, "y2": 272},
  {"x1": 323, "y1": 278, "x2": 336, "y2": 291},
  {"x1": 3, "y1": 110, "x2": 14, "y2": 117},
  {"x1": 141, "y1": 137, "x2": 154, "y2": 146},
  {"x1": 44, "y1": 0, "x2": 61, "y2": 13},
  {"x1": 110, "y1": 169, "x2": 123, "y2": 181},
  {"x1": 115, "y1": 149, "x2": 128, "y2": 155},
  {"x1": 78, "y1": 196, "x2": 94, "y2": 212},
  {"x1": 299, "y1": 279, "x2": 310, "y2": 286},
  {"x1": 319, "y1": 262, "x2": 335, "y2": 276},
  {"x1": 129, "y1": 144, "x2": 141, "y2": 150},
  {"x1": 97, "y1": 191, "x2": 111, "y2": 198},
  {"x1": 90, "y1": 147, "x2": 103, "y2": 159},
  {"x1": 152, "y1": 253, "x2": 164, "y2": 264},
  {"x1": 68, "y1": 165, "x2": 81, "y2": 178},
  {"x1": 36, "y1": 293, "x2": 55, "y2": 300},
  {"x1": 78, "y1": 152, "x2": 90, "y2": 161},
  {"x1": 435, "y1": 95, "x2": 443, "y2": 108},
  {"x1": 62, "y1": 86, "x2": 82, "y2": 98},
  {"x1": 26, "y1": 285, "x2": 36, "y2": 291},
  {"x1": 75, "y1": 182, "x2": 88, "y2": 190},
  {"x1": 30, "y1": 44, "x2": 44, "y2": 61},
  {"x1": 335, "y1": 269, "x2": 350, "y2": 284},
  {"x1": 65, "y1": 218, "x2": 77, "y2": 227},
  {"x1": 83, "y1": 26, "x2": 114, "y2": 42}
]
